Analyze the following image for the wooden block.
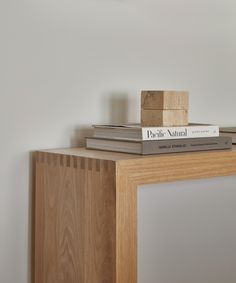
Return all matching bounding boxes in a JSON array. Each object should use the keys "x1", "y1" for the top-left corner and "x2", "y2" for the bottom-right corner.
[
  {"x1": 141, "y1": 109, "x2": 188, "y2": 127},
  {"x1": 141, "y1": 90, "x2": 189, "y2": 110}
]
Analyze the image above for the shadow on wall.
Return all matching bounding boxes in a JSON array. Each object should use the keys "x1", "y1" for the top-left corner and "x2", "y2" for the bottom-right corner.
[
  {"x1": 70, "y1": 127, "x2": 94, "y2": 147},
  {"x1": 101, "y1": 91, "x2": 139, "y2": 124},
  {"x1": 104, "y1": 92, "x2": 129, "y2": 124},
  {"x1": 70, "y1": 92, "x2": 138, "y2": 147}
]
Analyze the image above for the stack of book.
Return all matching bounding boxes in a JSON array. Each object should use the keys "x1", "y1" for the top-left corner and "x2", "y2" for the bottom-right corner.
[
  {"x1": 220, "y1": 127, "x2": 236, "y2": 144},
  {"x1": 86, "y1": 90, "x2": 232, "y2": 155},
  {"x1": 86, "y1": 123, "x2": 232, "y2": 155}
]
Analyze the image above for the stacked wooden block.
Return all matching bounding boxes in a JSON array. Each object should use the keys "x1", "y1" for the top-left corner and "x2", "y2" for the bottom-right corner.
[{"x1": 141, "y1": 90, "x2": 189, "y2": 126}]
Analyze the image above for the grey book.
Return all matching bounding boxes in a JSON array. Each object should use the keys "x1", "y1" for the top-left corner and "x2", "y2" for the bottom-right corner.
[
  {"x1": 220, "y1": 127, "x2": 236, "y2": 144},
  {"x1": 86, "y1": 136, "x2": 232, "y2": 155}
]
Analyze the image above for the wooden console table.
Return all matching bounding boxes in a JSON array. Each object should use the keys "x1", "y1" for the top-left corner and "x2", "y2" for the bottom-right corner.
[{"x1": 35, "y1": 146, "x2": 236, "y2": 283}]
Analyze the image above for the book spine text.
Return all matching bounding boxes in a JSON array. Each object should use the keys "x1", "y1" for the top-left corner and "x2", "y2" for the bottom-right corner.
[{"x1": 142, "y1": 126, "x2": 219, "y2": 141}]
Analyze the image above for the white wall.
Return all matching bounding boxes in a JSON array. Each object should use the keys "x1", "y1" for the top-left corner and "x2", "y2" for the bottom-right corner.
[
  {"x1": 0, "y1": 0, "x2": 236, "y2": 282},
  {"x1": 138, "y1": 176, "x2": 236, "y2": 283}
]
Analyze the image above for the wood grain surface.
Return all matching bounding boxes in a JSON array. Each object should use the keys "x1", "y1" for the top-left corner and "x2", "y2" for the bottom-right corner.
[
  {"x1": 141, "y1": 90, "x2": 189, "y2": 110},
  {"x1": 141, "y1": 109, "x2": 188, "y2": 126},
  {"x1": 35, "y1": 152, "x2": 116, "y2": 283},
  {"x1": 35, "y1": 146, "x2": 236, "y2": 283}
]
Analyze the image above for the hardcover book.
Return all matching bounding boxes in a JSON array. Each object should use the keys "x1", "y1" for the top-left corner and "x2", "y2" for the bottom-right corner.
[
  {"x1": 92, "y1": 123, "x2": 219, "y2": 141},
  {"x1": 86, "y1": 136, "x2": 231, "y2": 155},
  {"x1": 220, "y1": 127, "x2": 236, "y2": 144}
]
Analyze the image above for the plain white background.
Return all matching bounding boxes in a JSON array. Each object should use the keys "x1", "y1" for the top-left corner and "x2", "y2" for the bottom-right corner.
[
  {"x1": 139, "y1": 176, "x2": 236, "y2": 283},
  {"x1": 0, "y1": 0, "x2": 236, "y2": 282}
]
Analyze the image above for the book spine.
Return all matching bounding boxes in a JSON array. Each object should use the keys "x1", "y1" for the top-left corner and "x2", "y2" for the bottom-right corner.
[
  {"x1": 141, "y1": 126, "x2": 219, "y2": 141},
  {"x1": 142, "y1": 137, "x2": 231, "y2": 154}
]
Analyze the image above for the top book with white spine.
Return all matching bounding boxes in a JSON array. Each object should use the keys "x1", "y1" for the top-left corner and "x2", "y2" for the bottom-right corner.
[{"x1": 92, "y1": 123, "x2": 219, "y2": 141}]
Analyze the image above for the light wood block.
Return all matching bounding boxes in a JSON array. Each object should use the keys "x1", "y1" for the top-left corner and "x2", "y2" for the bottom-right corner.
[
  {"x1": 34, "y1": 146, "x2": 236, "y2": 283},
  {"x1": 141, "y1": 109, "x2": 188, "y2": 126},
  {"x1": 141, "y1": 90, "x2": 189, "y2": 110}
]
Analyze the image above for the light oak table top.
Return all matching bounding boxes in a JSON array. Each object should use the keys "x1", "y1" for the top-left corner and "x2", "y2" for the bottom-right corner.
[
  {"x1": 41, "y1": 145, "x2": 236, "y2": 161},
  {"x1": 35, "y1": 145, "x2": 236, "y2": 283}
]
